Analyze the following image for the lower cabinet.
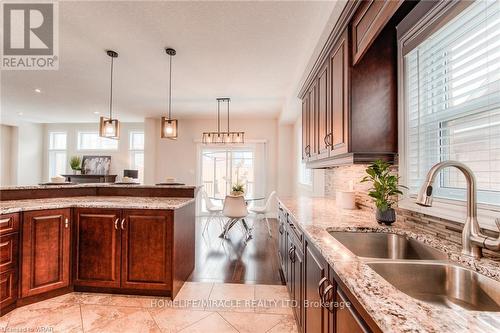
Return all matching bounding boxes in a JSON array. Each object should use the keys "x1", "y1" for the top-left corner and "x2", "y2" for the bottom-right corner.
[
  {"x1": 278, "y1": 204, "x2": 376, "y2": 333},
  {"x1": 74, "y1": 208, "x2": 172, "y2": 291},
  {"x1": 0, "y1": 213, "x2": 20, "y2": 314},
  {"x1": 121, "y1": 209, "x2": 172, "y2": 290},
  {"x1": 21, "y1": 209, "x2": 71, "y2": 297},
  {"x1": 74, "y1": 208, "x2": 121, "y2": 288}
]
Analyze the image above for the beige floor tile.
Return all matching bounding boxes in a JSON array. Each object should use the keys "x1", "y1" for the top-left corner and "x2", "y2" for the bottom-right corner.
[
  {"x1": 78, "y1": 292, "x2": 146, "y2": 307},
  {"x1": 171, "y1": 282, "x2": 214, "y2": 310},
  {"x1": 219, "y1": 312, "x2": 290, "y2": 333},
  {"x1": 7, "y1": 301, "x2": 83, "y2": 333},
  {"x1": 266, "y1": 314, "x2": 298, "y2": 333},
  {"x1": 179, "y1": 312, "x2": 237, "y2": 333},
  {"x1": 80, "y1": 304, "x2": 160, "y2": 333},
  {"x1": 50, "y1": 292, "x2": 84, "y2": 304},
  {"x1": 254, "y1": 284, "x2": 293, "y2": 315},
  {"x1": 207, "y1": 283, "x2": 255, "y2": 312},
  {"x1": 0, "y1": 311, "x2": 11, "y2": 330},
  {"x1": 149, "y1": 307, "x2": 213, "y2": 332}
]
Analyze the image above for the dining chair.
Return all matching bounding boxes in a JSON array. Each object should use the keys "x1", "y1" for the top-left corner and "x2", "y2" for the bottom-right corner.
[
  {"x1": 248, "y1": 191, "x2": 277, "y2": 237},
  {"x1": 221, "y1": 195, "x2": 249, "y2": 239},
  {"x1": 201, "y1": 189, "x2": 223, "y2": 234}
]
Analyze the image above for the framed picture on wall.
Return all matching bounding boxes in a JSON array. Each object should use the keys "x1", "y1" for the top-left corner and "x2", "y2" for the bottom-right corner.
[{"x1": 82, "y1": 155, "x2": 111, "y2": 175}]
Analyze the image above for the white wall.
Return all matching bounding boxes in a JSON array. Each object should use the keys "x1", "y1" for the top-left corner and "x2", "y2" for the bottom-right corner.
[
  {"x1": 0, "y1": 124, "x2": 16, "y2": 186},
  {"x1": 145, "y1": 117, "x2": 279, "y2": 195},
  {"x1": 43, "y1": 122, "x2": 144, "y2": 182},
  {"x1": 16, "y1": 122, "x2": 44, "y2": 185}
]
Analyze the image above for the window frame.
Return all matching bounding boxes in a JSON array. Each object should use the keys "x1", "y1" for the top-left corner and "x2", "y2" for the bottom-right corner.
[
  {"x1": 48, "y1": 131, "x2": 67, "y2": 179},
  {"x1": 77, "y1": 131, "x2": 119, "y2": 151},
  {"x1": 397, "y1": 0, "x2": 500, "y2": 230},
  {"x1": 128, "y1": 131, "x2": 144, "y2": 181}
]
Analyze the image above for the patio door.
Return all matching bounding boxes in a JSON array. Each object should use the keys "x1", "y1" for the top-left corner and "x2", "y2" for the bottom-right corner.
[{"x1": 198, "y1": 144, "x2": 266, "y2": 214}]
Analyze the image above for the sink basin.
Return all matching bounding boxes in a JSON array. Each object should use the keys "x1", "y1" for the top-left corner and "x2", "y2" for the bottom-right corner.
[
  {"x1": 329, "y1": 232, "x2": 447, "y2": 260},
  {"x1": 367, "y1": 262, "x2": 500, "y2": 311}
]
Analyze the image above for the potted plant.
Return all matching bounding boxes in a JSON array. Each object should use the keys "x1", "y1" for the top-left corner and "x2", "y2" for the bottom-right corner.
[
  {"x1": 361, "y1": 160, "x2": 407, "y2": 225},
  {"x1": 231, "y1": 183, "x2": 245, "y2": 196},
  {"x1": 69, "y1": 156, "x2": 82, "y2": 175}
]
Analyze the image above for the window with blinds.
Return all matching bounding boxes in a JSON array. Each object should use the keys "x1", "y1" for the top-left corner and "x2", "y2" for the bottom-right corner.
[{"x1": 404, "y1": 0, "x2": 500, "y2": 206}]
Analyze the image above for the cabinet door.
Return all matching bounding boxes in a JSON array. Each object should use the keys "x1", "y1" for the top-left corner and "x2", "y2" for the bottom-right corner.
[
  {"x1": 292, "y1": 246, "x2": 303, "y2": 332},
  {"x1": 330, "y1": 29, "x2": 349, "y2": 155},
  {"x1": 304, "y1": 240, "x2": 330, "y2": 333},
  {"x1": 336, "y1": 289, "x2": 370, "y2": 333},
  {"x1": 308, "y1": 80, "x2": 319, "y2": 158},
  {"x1": 277, "y1": 209, "x2": 287, "y2": 274},
  {"x1": 21, "y1": 209, "x2": 71, "y2": 297},
  {"x1": 121, "y1": 210, "x2": 172, "y2": 290},
  {"x1": 317, "y1": 61, "x2": 330, "y2": 157},
  {"x1": 74, "y1": 209, "x2": 121, "y2": 288},
  {"x1": 0, "y1": 270, "x2": 17, "y2": 312},
  {"x1": 302, "y1": 96, "x2": 309, "y2": 161}
]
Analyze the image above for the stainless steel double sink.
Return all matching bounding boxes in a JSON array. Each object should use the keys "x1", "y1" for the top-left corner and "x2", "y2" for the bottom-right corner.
[{"x1": 329, "y1": 231, "x2": 500, "y2": 312}]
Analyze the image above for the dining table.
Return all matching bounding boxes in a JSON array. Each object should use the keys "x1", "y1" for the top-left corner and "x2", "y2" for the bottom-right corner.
[{"x1": 209, "y1": 195, "x2": 265, "y2": 240}]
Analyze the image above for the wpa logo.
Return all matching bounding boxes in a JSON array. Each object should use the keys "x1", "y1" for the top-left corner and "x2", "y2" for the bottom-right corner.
[{"x1": 1, "y1": 2, "x2": 59, "y2": 70}]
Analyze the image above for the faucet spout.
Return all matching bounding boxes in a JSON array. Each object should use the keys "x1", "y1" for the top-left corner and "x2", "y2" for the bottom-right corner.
[{"x1": 415, "y1": 161, "x2": 487, "y2": 258}]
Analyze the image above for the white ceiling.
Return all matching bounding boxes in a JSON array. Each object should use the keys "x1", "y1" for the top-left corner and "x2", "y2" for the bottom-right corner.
[{"x1": 1, "y1": 1, "x2": 336, "y2": 123}]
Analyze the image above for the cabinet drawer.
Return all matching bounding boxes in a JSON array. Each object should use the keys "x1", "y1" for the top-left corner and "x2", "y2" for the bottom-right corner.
[
  {"x1": 0, "y1": 213, "x2": 20, "y2": 236},
  {"x1": 0, "y1": 270, "x2": 18, "y2": 312},
  {"x1": 0, "y1": 233, "x2": 18, "y2": 273}
]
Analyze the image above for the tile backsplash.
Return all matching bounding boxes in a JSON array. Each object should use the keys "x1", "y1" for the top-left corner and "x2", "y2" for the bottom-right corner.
[{"x1": 324, "y1": 165, "x2": 499, "y2": 251}]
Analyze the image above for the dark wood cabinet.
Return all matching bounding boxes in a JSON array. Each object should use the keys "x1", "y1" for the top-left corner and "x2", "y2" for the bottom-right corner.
[
  {"x1": 21, "y1": 209, "x2": 71, "y2": 297},
  {"x1": 329, "y1": 29, "x2": 349, "y2": 156},
  {"x1": 121, "y1": 209, "x2": 172, "y2": 290},
  {"x1": 336, "y1": 289, "x2": 370, "y2": 333},
  {"x1": 317, "y1": 60, "x2": 330, "y2": 159},
  {"x1": 287, "y1": 232, "x2": 303, "y2": 332},
  {"x1": 304, "y1": 239, "x2": 332, "y2": 333},
  {"x1": 277, "y1": 208, "x2": 288, "y2": 277},
  {"x1": 0, "y1": 213, "x2": 19, "y2": 314},
  {"x1": 74, "y1": 208, "x2": 121, "y2": 288},
  {"x1": 351, "y1": 0, "x2": 403, "y2": 65}
]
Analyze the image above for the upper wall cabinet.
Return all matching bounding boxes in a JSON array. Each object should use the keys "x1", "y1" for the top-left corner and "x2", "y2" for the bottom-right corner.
[
  {"x1": 299, "y1": 0, "x2": 416, "y2": 168},
  {"x1": 351, "y1": 0, "x2": 404, "y2": 65}
]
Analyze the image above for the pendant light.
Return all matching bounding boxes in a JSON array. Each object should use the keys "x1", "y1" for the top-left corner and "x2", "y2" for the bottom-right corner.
[
  {"x1": 161, "y1": 48, "x2": 178, "y2": 139},
  {"x1": 99, "y1": 50, "x2": 120, "y2": 139},
  {"x1": 202, "y1": 98, "x2": 244, "y2": 144}
]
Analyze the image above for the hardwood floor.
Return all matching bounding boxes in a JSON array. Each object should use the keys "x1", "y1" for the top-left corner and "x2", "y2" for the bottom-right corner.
[{"x1": 188, "y1": 216, "x2": 284, "y2": 285}]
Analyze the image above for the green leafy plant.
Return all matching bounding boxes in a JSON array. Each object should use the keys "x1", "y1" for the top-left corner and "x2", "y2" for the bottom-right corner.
[
  {"x1": 69, "y1": 156, "x2": 82, "y2": 171},
  {"x1": 361, "y1": 160, "x2": 407, "y2": 212},
  {"x1": 231, "y1": 183, "x2": 245, "y2": 194}
]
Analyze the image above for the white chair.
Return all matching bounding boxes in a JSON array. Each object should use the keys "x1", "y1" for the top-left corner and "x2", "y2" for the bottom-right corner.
[
  {"x1": 201, "y1": 190, "x2": 223, "y2": 234},
  {"x1": 221, "y1": 195, "x2": 249, "y2": 239},
  {"x1": 249, "y1": 191, "x2": 277, "y2": 237}
]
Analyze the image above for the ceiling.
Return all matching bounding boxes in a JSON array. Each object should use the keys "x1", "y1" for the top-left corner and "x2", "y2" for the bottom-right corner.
[{"x1": 1, "y1": 1, "x2": 336, "y2": 123}]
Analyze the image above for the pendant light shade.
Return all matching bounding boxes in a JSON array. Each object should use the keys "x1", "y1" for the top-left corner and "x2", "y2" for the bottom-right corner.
[
  {"x1": 202, "y1": 98, "x2": 245, "y2": 144},
  {"x1": 161, "y1": 48, "x2": 178, "y2": 139},
  {"x1": 99, "y1": 50, "x2": 120, "y2": 139}
]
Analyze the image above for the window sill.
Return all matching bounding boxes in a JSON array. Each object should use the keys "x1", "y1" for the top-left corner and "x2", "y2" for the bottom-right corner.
[{"x1": 398, "y1": 197, "x2": 500, "y2": 231}]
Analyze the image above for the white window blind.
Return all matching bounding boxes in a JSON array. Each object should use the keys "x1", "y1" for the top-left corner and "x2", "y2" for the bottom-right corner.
[
  {"x1": 405, "y1": 0, "x2": 500, "y2": 206},
  {"x1": 48, "y1": 132, "x2": 67, "y2": 178}
]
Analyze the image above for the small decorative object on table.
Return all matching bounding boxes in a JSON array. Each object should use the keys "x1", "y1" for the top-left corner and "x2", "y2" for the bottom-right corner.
[
  {"x1": 361, "y1": 160, "x2": 407, "y2": 225},
  {"x1": 231, "y1": 183, "x2": 245, "y2": 196},
  {"x1": 69, "y1": 156, "x2": 82, "y2": 174}
]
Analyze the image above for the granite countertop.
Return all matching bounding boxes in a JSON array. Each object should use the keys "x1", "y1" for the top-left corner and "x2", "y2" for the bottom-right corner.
[
  {"x1": 0, "y1": 184, "x2": 198, "y2": 190},
  {"x1": 0, "y1": 196, "x2": 195, "y2": 214},
  {"x1": 278, "y1": 196, "x2": 500, "y2": 333}
]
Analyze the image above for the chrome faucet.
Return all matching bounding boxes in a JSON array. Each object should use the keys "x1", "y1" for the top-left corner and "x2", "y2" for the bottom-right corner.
[{"x1": 416, "y1": 161, "x2": 500, "y2": 259}]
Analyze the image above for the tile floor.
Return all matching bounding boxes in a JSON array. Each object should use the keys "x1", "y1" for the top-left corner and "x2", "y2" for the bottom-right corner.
[{"x1": 0, "y1": 282, "x2": 298, "y2": 333}]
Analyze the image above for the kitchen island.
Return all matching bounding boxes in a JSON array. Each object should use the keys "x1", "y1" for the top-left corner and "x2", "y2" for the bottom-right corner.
[{"x1": 0, "y1": 184, "x2": 198, "y2": 316}]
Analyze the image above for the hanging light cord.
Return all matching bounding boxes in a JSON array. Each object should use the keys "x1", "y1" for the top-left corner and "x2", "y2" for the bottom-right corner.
[
  {"x1": 227, "y1": 99, "x2": 230, "y2": 133},
  {"x1": 168, "y1": 54, "x2": 172, "y2": 120},
  {"x1": 109, "y1": 55, "x2": 114, "y2": 119},
  {"x1": 217, "y1": 99, "x2": 221, "y2": 134}
]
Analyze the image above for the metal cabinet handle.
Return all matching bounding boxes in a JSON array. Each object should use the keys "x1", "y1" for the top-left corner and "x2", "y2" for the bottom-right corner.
[
  {"x1": 64, "y1": 218, "x2": 69, "y2": 228},
  {"x1": 322, "y1": 284, "x2": 335, "y2": 312},
  {"x1": 278, "y1": 223, "x2": 284, "y2": 234},
  {"x1": 120, "y1": 218, "x2": 125, "y2": 230},
  {"x1": 288, "y1": 246, "x2": 296, "y2": 263},
  {"x1": 318, "y1": 277, "x2": 329, "y2": 299},
  {"x1": 114, "y1": 218, "x2": 119, "y2": 230}
]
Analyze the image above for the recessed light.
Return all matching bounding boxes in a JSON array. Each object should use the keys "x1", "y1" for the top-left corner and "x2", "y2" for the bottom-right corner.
[
  {"x1": 18, "y1": 112, "x2": 23, "y2": 116},
  {"x1": 34, "y1": 88, "x2": 41, "y2": 93},
  {"x1": 93, "y1": 111, "x2": 100, "y2": 115}
]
